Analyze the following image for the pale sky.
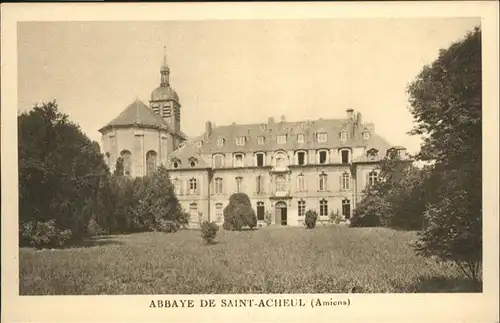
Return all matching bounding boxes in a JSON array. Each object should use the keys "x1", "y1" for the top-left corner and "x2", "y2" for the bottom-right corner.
[{"x1": 18, "y1": 18, "x2": 480, "y2": 154}]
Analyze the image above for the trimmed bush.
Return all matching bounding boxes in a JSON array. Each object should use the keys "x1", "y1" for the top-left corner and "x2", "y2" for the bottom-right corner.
[
  {"x1": 201, "y1": 221, "x2": 219, "y2": 244},
  {"x1": 305, "y1": 210, "x2": 318, "y2": 229},
  {"x1": 21, "y1": 219, "x2": 73, "y2": 249},
  {"x1": 223, "y1": 193, "x2": 257, "y2": 230}
]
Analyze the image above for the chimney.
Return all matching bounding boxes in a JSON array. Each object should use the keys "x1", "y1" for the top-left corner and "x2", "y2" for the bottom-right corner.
[
  {"x1": 205, "y1": 121, "x2": 212, "y2": 139},
  {"x1": 356, "y1": 112, "x2": 362, "y2": 125},
  {"x1": 346, "y1": 109, "x2": 354, "y2": 120},
  {"x1": 268, "y1": 117, "x2": 275, "y2": 124}
]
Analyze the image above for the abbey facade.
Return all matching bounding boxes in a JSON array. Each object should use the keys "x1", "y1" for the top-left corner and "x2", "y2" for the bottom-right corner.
[{"x1": 99, "y1": 53, "x2": 406, "y2": 227}]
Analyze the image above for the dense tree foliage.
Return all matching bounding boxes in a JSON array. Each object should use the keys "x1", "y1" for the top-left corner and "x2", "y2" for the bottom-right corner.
[
  {"x1": 19, "y1": 102, "x2": 185, "y2": 248},
  {"x1": 19, "y1": 101, "x2": 110, "y2": 245},
  {"x1": 352, "y1": 151, "x2": 430, "y2": 230},
  {"x1": 408, "y1": 27, "x2": 482, "y2": 281},
  {"x1": 223, "y1": 193, "x2": 257, "y2": 230}
]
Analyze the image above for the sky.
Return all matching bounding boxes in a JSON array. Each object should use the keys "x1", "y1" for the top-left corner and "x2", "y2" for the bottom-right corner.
[{"x1": 17, "y1": 18, "x2": 480, "y2": 154}]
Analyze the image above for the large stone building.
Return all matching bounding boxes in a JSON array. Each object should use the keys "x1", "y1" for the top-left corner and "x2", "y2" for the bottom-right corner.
[{"x1": 99, "y1": 53, "x2": 406, "y2": 227}]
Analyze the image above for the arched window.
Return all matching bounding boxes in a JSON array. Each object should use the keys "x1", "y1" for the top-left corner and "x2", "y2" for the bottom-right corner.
[
  {"x1": 234, "y1": 153, "x2": 244, "y2": 167},
  {"x1": 341, "y1": 172, "x2": 350, "y2": 190},
  {"x1": 296, "y1": 151, "x2": 307, "y2": 166},
  {"x1": 340, "y1": 149, "x2": 351, "y2": 164},
  {"x1": 255, "y1": 152, "x2": 265, "y2": 167},
  {"x1": 146, "y1": 150, "x2": 157, "y2": 176},
  {"x1": 368, "y1": 171, "x2": 379, "y2": 186},
  {"x1": 120, "y1": 150, "x2": 132, "y2": 176},
  {"x1": 320, "y1": 199, "x2": 328, "y2": 216},
  {"x1": 256, "y1": 201, "x2": 265, "y2": 221},
  {"x1": 298, "y1": 200, "x2": 306, "y2": 216},
  {"x1": 172, "y1": 158, "x2": 181, "y2": 169},
  {"x1": 317, "y1": 149, "x2": 329, "y2": 164},
  {"x1": 275, "y1": 152, "x2": 287, "y2": 169},
  {"x1": 189, "y1": 157, "x2": 197, "y2": 168},
  {"x1": 342, "y1": 199, "x2": 351, "y2": 219}
]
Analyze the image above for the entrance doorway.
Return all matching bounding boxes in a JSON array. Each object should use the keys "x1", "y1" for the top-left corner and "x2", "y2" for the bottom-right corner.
[{"x1": 275, "y1": 201, "x2": 287, "y2": 225}]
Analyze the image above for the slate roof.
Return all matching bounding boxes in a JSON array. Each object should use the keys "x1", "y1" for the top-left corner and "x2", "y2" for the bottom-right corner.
[
  {"x1": 99, "y1": 99, "x2": 172, "y2": 133},
  {"x1": 168, "y1": 140, "x2": 210, "y2": 169},
  {"x1": 191, "y1": 118, "x2": 393, "y2": 158}
]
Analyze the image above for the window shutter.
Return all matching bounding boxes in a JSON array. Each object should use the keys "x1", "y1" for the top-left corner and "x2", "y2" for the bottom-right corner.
[
  {"x1": 339, "y1": 175, "x2": 343, "y2": 190},
  {"x1": 196, "y1": 179, "x2": 200, "y2": 195}
]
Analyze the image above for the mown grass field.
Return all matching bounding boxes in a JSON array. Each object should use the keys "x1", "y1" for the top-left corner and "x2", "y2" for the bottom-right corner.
[{"x1": 19, "y1": 226, "x2": 480, "y2": 295}]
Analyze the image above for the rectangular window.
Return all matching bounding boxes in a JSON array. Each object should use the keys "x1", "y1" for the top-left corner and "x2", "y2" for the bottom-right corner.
[
  {"x1": 341, "y1": 150, "x2": 350, "y2": 164},
  {"x1": 257, "y1": 136, "x2": 265, "y2": 145},
  {"x1": 297, "y1": 175, "x2": 305, "y2": 191},
  {"x1": 298, "y1": 200, "x2": 306, "y2": 216},
  {"x1": 341, "y1": 173, "x2": 350, "y2": 190},
  {"x1": 215, "y1": 178, "x2": 223, "y2": 194},
  {"x1": 256, "y1": 153, "x2": 264, "y2": 167},
  {"x1": 319, "y1": 174, "x2": 327, "y2": 191},
  {"x1": 213, "y1": 155, "x2": 224, "y2": 168},
  {"x1": 189, "y1": 178, "x2": 198, "y2": 194},
  {"x1": 277, "y1": 135, "x2": 287, "y2": 144},
  {"x1": 173, "y1": 179, "x2": 181, "y2": 195},
  {"x1": 319, "y1": 151, "x2": 327, "y2": 164},
  {"x1": 236, "y1": 136, "x2": 246, "y2": 146},
  {"x1": 236, "y1": 177, "x2": 243, "y2": 193},
  {"x1": 320, "y1": 200, "x2": 328, "y2": 216},
  {"x1": 297, "y1": 134, "x2": 305, "y2": 143},
  {"x1": 297, "y1": 152, "x2": 305, "y2": 165},
  {"x1": 276, "y1": 175, "x2": 287, "y2": 192},
  {"x1": 256, "y1": 175, "x2": 263, "y2": 194},
  {"x1": 317, "y1": 132, "x2": 327, "y2": 142}
]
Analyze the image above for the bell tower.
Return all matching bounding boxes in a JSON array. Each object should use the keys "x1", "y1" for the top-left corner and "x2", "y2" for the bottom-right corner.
[{"x1": 150, "y1": 47, "x2": 181, "y2": 135}]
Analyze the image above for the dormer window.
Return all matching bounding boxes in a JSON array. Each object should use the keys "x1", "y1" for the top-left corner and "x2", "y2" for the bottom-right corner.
[
  {"x1": 363, "y1": 132, "x2": 370, "y2": 140},
  {"x1": 297, "y1": 133, "x2": 305, "y2": 143},
  {"x1": 236, "y1": 136, "x2": 246, "y2": 146},
  {"x1": 196, "y1": 140, "x2": 203, "y2": 148},
  {"x1": 189, "y1": 157, "x2": 198, "y2": 168},
  {"x1": 277, "y1": 134, "x2": 287, "y2": 144},
  {"x1": 172, "y1": 158, "x2": 181, "y2": 169},
  {"x1": 258, "y1": 136, "x2": 265, "y2": 145},
  {"x1": 217, "y1": 138, "x2": 225, "y2": 147},
  {"x1": 317, "y1": 132, "x2": 327, "y2": 143},
  {"x1": 367, "y1": 149, "x2": 378, "y2": 161},
  {"x1": 340, "y1": 131, "x2": 348, "y2": 141}
]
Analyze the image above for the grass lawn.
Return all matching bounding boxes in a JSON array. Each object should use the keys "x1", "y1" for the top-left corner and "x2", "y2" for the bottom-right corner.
[{"x1": 19, "y1": 225, "x2": 480, "y2": 295}]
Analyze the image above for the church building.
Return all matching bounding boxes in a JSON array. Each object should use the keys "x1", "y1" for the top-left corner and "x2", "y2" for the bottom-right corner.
[{"x1": 99, "y1": 51, "x2": 407, "y2": 227}]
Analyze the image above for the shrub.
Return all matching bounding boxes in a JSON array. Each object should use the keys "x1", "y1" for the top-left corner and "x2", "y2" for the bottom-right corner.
[
  {"x1": 21, "y1": 219, "x2": 73, "y2": 249},
  {"x1": 264, "y1": 211, "x2": 273, "y2": 226},
  {"x1": 156, "y1": 219, "x2": 180, "y2": 233},
  {"x1": 223, "y1": 193, "x2": 257, "y2": 230},
  {"x1": 349, "y1": 214, "x2": 380, "y2": 228},
  {"x1": 201, "y1": 221, "x2": 219, "y2": 244},
  {"x1": 328, "y1": 210, "x2": 341, "y2": 224},
  {"x1": 86, "y1": 218, "x2": 109, "y2": 237},
  {"x1": 305, "y1": 210, "x2": 318, "y2": 229}
]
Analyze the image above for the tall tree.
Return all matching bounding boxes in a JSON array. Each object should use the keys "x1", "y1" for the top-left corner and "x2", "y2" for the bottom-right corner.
[
  {"x1": 408, "y1": 27, "x2": 482, "y2": 281},
  {"x1": 18, "y1": 101, "x2": 110, "y2": 243}
]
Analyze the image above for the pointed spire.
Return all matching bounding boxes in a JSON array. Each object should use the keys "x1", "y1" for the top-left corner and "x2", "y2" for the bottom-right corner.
[{"x1": 161, "y1": 46, "x2": 169, "y2": 71}]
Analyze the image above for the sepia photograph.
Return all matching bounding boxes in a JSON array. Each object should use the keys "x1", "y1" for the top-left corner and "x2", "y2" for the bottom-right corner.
[{"x1": 2, "y1": 2, "x2": 499, "y2": 323}]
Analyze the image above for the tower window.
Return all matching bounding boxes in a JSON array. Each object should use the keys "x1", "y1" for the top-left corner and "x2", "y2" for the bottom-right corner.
[
  {"x1": 146, "y1": 150, "x2": 158, "y2": 176},
  {"x1": 120, "y1": 150, "x2": 132, "y2": 176}
]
